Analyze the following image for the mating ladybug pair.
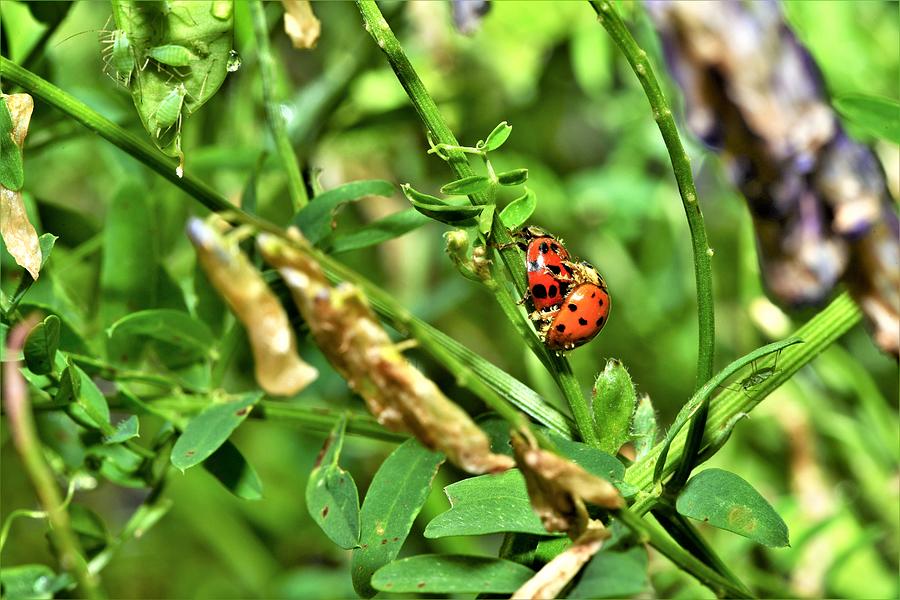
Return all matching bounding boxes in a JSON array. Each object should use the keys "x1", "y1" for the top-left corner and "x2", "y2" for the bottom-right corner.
[{"x1": 518, "y1": 226, "x2": 611, "y2": 351}]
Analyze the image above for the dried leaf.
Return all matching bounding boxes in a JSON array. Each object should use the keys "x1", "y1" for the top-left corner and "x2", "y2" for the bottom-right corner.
[
  {"x1": 282, "y1": 0, "x2": 320, "y2": 49},
  {"x1": 186, "y1": 218, "x2": 317, "y2": 396},
  {"x1": 258, "y1": 231, "x2": 513, "y2": 475},
  {"x1": 0, "y1": 94, "x2": 40, "y2": 280},
  {"x1": 512, "y1": 525, "x2": 609, "y2": 600},
  {"x1": 511, "y1": 429, "x2": 623, "y2": 538}
]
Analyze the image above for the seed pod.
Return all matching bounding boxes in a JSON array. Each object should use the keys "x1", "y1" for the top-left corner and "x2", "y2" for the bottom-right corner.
[
  {"x1": 592, "y1": 359, "x2": 636, "y2": 456},
  {"x1": 258, "y1": 230, "x2": 513, "y2": 475},
  {"x1": 186, "y1": 218, "x2": 317, "y2": 396}
]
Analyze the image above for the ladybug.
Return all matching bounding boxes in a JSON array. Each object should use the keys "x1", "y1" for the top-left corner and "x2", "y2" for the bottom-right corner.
[
  {"x1": 521, "y1": 227, "x2": 575, "y2": 312},
  {"x1": 543, "y1": 281, "x2": 611, "y2": 351}
]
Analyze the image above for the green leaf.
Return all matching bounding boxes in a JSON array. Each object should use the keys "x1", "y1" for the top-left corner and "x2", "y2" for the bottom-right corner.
[
  {"x1": 592, "y1": 359, "x2": 637, "y2": 455},
  {"x1": 497, "y1": 168, "x2": 528, "y2": 186},
  {"x1": 482, "y1": 121, "x2": 512, "y2": 152},
  {"x1": 834, "y1": 94, "x2": 900, "y2": 144},
  {"x1": 400, "y1": 183, "x2": 444, "y2": 205},
  {"x1": 202, "y1": 439, "x2": 263, "y2": 500},
  {"x1": 371, "y1": 555, "x2": 534, "y2": 594},
  {"x1": 425, "y1": 469, "x2": 558, "y2": 538},
  {"x1": 568, "y1": 545, "x2": 649, "y2": 598},
  {"x1": 171, "y1": 392, "x2": 262, "y2": 470},
  {"x1": 99, "y1": 183, "x2": 157, "y2": 326},
  {"x1": 23, "y1": 315, "x2": 60, "y2": 375},
  {"x1": 104, "y1": 415, "x2": 140, "y2": 445},
  {"x1": 107, "y1": 309, "x2": 216, "y2": 366},
  {"x1": 352, "y1": 439, "x2": 444, "y2": 598},
  {"x1": 630, "y1": 394, "x2": 657, "y2": 461},
  {"x1": 477, "y1": 203, "x2": 495, "y2": 235},
  {"x1": 306, "y1": 416, "x2": 361, "y2": 550},
  {"x1": 676, "y1": 468, "x2": 789, "y2": 547},
  {"x1": 403, "y1": 184, "x2": 483, "y2": 225},
  {"x1": 69, "y1": 504, "x2": 110, "y2": 556},
  {"x1": 88, "y1": 444, "x2": 145, "y2": 488},
  {"x1": 440, "y1": 175, "x2": 491, "y2": 196},
  {"x1": 0, "y1": 97, "x2": 24, "y2": 191},
  {"x1": 0, "y1": 564, "x2": 67, "y2": 600},
  {"x1": 548, "y1": 433, "x2": 637, "y2": 498},
  {"x1": 113, "y1": 1, "x2": 234, "y2": 158},
  {"x1": 60, "y1": 361, "x2": 110, "y2": 431},
  {"x1": 329, "y1": 209, "x2": 430, "y2": 254},
  {"x1": 292, "y1": 179, "x2": 396, "y2": 245},
  {"x1": 499, "y1": 188, "x2": 536, "y2": 229}
]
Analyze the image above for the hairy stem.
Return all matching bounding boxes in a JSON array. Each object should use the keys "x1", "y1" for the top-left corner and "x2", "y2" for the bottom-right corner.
[
  {"x1": 4, "y1": 318, "x2": 103, "y2": 599},
  {"x1": 355, "y1": 0, "x2": 597, "y2": 447},
  {"x1": 249, "y1": 0, "x2": 308, "y2": 211}
]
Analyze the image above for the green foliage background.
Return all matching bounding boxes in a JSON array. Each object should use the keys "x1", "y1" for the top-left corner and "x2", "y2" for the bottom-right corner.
[{"x1": 1, "y1": 1, "x2": 897, "y2": 598}]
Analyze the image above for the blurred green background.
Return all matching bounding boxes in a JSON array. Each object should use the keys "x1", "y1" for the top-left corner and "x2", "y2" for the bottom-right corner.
[{"x1": 1, "y1": 1, "x2": 897, "y2": 598}]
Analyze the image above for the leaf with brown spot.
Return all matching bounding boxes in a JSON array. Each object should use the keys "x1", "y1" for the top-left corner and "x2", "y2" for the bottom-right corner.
[
  {"x1": 512, "y1": 429, "x2": 623, "y2": 538},
  {"x1": 676, "y1": 468, "x2": 789, "y2": 547},
  {"x1": 306, "y1": 416, "x2": 361, "y2": 550},
  {"x1": 0, "y1": 94, "x2": 40, "y2": 280},
  {"x1": 187, "y1": 218, "x2": 317, "y2": 396}
]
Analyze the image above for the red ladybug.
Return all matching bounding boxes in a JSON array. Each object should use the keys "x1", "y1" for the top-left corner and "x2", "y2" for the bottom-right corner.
[
  {"x1": 544, "y1": 281, "x2": 611, "y2": 351},
  {"x1": 521, "y1": 227, "x2": 575, "y2": 312}
]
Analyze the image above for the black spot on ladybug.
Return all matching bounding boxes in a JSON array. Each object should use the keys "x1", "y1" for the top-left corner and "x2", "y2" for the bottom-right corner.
[
  {"x1": 578, "y1": 317, "x2": 588, "y2": 326},
  {"x1": 564, "y1": 265, "x2": 573, "y2": 275},
  {"x1": 548, "y1": 284, "x2": 558, "y2": 297},
  {"x1": 556, "y1": 324, "x2": 566, "y2": 332},
  {"x1": 532, "y1": 284, "x2": 547, "y2": 298},
  {"x1": 596, "y1": 317, "x2": 605, "y2": 327},
  {"x1": 539, "y1": 242, "x2": 549, "y2": 253},
  {"x1": 551, "y1": 243, "x2": 560, "y2": 252},
  {"x1": 548, "y1": 264, "x2": 561, "y2": 275},
  {"x1": 567, "y1": 303, "x2": 577, "y2": 312},
  {"x1": 591, "y1": 292, "x2": 596, "y2": 298},
  {"x1": 598, "y1": 298, "x2": 604, "y2": 306},
  {"x1": 528, "y1": 260, "x2": 539, "y2": 270}
]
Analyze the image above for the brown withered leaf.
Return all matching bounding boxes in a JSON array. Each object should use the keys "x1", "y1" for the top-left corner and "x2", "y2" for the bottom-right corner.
[
  {"x1": 258, "y1": 231, "x2": 514, "y2": 475},
  {"x1": 186, "y1": 218, "x2": 318, "y2": 396},
  {"x1": 281, "y1": 0, "x2": 320, "y2": 49},
  {"x1": 512, "y1": 428, "x2": 623, "y2": 538},
  {"x1": 512, "y1": 524, "x2": 609, "y2": 600},
  {"x1": 1, "y1": 94, "x2": 41, "y2": 280}
]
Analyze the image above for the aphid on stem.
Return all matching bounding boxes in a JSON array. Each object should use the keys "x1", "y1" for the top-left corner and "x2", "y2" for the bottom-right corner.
[{"x1": 725, "y1": 349, "x2": 784, "y2": 395}]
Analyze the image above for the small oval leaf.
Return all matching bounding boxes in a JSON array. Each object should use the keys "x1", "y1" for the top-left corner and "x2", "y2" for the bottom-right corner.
[
  {"x1": 306, "y1": 416, "x2": 361, "y2": 549},
  {"x1": 483, "y1": 121, "x2": 512, "y2": 152},
  {"x1": 676, "y1": 468, "x2": 789, "y2": 547},
  {"x1": 171, "y1": 392, "x2": 262, "y2": 470},
  {"x1": 440, "y1": 175, "x2": 491, "y2": 196},
  {"x1": 202, "y1": 439, "x2": 263, "y2": 500},
  {"x1": 329, "y1": 209, "x2": 430, "y2": 254},
  {"x1": 499, "y1": 188, "x2": 536, "y2": 229},
  {"x1": 292, "y1": 179, "x2": 396, "y2": 245},
  {"x1": 568, "y1": 545, "x2": 649, "y2": 599},
  {"x1": 104, "y1": 415, "x2": 140, "y2": 445},
  {"x1": 592, "y1": 359, "x2": 637, "y2": 455},
  {"x1": 23, "y1": 315, "x2": 60, "y2": 375},
  {"x1": 496, "y1": 168, "x2": 528, "y2": 186},
  {"x1": 372, "y1": 555, "x2": 534, "y2": 594}
]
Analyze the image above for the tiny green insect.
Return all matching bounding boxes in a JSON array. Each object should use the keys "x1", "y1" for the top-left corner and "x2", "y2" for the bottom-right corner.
[
  {"x1": 728, "y1": 350, "x2": 783, "y2": 394},
  {"x1": 147, "y1": 44, "x2": 194, "y2": 68},
  {"x1": 101, "y1": 29, "x2": 135, "y2": 85},
  {"x1": 152, "y1": 83, "x2": 187, "y2": 137}
]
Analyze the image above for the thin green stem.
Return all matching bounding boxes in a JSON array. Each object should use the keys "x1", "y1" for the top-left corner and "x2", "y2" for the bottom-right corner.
[
  {"x1": 356, "y1": 0, "x2": 597, "y2": 446},
  {"x1": 249, "y1": 0, "x2": 308, "y2": 211},
  {"x1": 3, "y1": 319, "x2": 103, "y2": 599},
  {"x1": 590, "y1": 0, "x2": 715, "y2": 475},
  {"x1": 589, "y1": 0, "x2": 715, "y2": 389}
]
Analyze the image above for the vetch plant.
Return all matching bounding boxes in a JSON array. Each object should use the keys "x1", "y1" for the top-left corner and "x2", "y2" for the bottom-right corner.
[{"x1": 1, "y1": 1, "x2": 895, "y2": 599}]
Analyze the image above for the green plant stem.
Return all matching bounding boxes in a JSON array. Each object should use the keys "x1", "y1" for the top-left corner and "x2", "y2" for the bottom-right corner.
[
  {"x1": 590, "y1": 0, "x2": 715, "y2": 478},
  {"x1": 616, "y1": 508, "x2": 752, "y2": 598},
  {"x1": 355, "y1": 0, "x2": 597, "y2": 447},
  {"x1": 627, "y1": 292, "x2": 862, "y2": 514},
  {"x1": 3, "y1": 319, "x2": 103, "y2": 599},
  {"x1": 0, "y1": 57, "x2": 571, "y2": 439},
  {"x1": 249, "y1": 0, "x2": 308, "y2": 211}
]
